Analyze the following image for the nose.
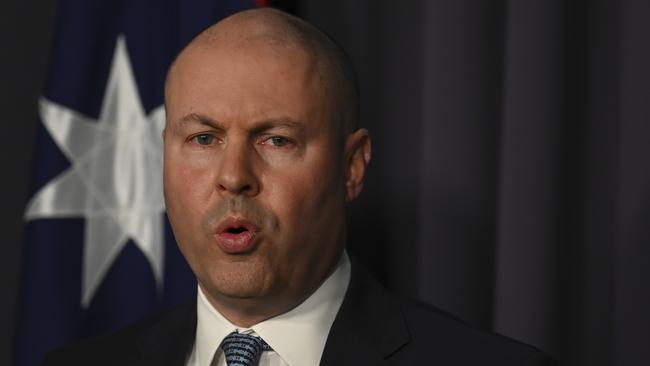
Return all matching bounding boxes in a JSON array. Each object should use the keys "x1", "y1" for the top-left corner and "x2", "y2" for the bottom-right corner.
[{"x1": 214, "y1": 139, "x2": 260, "y2": 197}]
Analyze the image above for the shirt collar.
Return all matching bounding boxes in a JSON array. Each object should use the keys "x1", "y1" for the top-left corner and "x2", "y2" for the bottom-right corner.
[{"x1": 194, "y1": 251, "x2": 351, "y2": 366}]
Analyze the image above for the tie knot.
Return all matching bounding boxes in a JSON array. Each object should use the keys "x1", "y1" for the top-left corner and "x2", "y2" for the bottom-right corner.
[{"x1": 221, "y1": 331, "x2": 272, "y2": 366}]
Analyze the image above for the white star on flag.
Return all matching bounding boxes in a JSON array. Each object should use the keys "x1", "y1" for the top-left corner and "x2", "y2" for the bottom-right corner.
[{"x1": 25, "y1": 35, "x2": 167, "y2": 307}]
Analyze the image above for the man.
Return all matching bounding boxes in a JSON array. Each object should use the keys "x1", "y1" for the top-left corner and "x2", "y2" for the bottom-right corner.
[{"x1": 43, "y1": 8, "x2": 555, "y2": 366}]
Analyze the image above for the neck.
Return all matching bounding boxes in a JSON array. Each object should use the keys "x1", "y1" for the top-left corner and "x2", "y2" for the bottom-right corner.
[
  {"x1": 198, "y1": 250, "x2": 345, "y2": 328},
  {"x1": 203, "y1": 290, "x2": 305, "y2": 328}
]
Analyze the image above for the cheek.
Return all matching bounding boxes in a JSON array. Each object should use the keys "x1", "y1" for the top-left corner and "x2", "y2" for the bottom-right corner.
[
  {"x1": 164, "y1": 158, "x2": 218, "y2": 275},
  {"x1": 164, "y1": 156, "x2": 215, "y2": 231},
  {"x1": 263, "y1": 154, "x2": 343, "y2": 232},
  {"x1": 166, "y1": 147, "x2": 216, "y2": 193}
]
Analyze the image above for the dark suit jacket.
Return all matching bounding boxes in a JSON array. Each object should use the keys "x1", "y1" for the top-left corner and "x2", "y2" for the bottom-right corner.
[{"x1": 42, "y1": 262, "x2": 556, "y2": 365}]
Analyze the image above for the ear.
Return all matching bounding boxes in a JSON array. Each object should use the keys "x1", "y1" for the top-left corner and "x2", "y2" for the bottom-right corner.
[{"x1": 344, "y1": 128, "x2": 371, "y2": 202}]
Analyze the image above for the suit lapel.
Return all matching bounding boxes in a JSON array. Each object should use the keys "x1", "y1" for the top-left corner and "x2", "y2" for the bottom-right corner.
[
  {"x1": 135, "y1": 299, "x2": 197, "y2": 366},
  {"x1": 320, "y1": 259, "x2": 410, "y2": 366}
]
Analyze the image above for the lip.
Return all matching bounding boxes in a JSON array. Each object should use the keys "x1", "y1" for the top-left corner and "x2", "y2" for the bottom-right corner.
[{"x1": 213, "y1": 217, "x2": 261, "y2": 254}]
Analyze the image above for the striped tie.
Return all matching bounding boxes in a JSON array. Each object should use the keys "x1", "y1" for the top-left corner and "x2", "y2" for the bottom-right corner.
[{"x1": 221, "y1": 331, "x2": 273, "y2": 366}]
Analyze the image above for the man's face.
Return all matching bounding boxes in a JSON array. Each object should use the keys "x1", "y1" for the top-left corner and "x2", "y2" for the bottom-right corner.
[{"x1": 163, "y1": 40, "x2": 348, "y2": 316}]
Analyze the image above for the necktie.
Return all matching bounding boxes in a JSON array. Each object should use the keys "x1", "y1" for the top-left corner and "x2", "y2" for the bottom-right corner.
[{"x1": 221, "y1": 331, "x2": 273, "y2": 366}]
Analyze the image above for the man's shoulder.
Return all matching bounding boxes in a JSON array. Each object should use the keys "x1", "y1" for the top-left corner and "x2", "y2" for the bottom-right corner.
[
  {"x1": 41, "y1": 299, "x2": 196, "y2": 366},
  {"x1": 331, "y1": 260, "x2": 555, "y2": 365},
  {"x1": 391, "y1": 295, "x2": 554, "y2": 365}
]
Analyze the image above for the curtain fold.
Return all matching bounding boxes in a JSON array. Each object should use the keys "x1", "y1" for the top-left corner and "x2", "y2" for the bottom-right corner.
[{"x1": 493, "y1": 0, "x2": 571, "y2": 356}]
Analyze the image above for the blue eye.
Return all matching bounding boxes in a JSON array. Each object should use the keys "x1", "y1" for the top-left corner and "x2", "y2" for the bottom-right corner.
[
  {"x1": 194, "y1": 134, "x2": 214, "y2": 145},
  {"x1": 268, "y1": 136, "x2": 290, "y2": 147}
]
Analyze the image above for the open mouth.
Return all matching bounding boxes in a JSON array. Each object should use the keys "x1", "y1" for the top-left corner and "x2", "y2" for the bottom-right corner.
[
  {"x1": 226, "y1": 226, "x2": 248, "y2": 234},
  {"x1": 214, "y1": 217, "x2": 260, "y2": 254}
]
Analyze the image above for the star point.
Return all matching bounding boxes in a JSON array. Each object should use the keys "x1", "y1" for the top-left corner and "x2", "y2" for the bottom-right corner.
[{"x1": 26, "y1": 35, "x2": 167, "y2": 307}]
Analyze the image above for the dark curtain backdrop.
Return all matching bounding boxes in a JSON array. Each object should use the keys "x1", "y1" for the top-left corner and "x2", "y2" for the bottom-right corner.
[
  {"x1": 3, "y1": 1, "x2": 649, "y2": 366},
  {"x1": 297, "y1": 1, "x2": 650, "y2": 366}
]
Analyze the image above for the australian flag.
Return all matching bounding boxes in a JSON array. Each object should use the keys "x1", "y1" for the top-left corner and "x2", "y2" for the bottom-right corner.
[{"x1": 15, "y1": 1, "x2": 263, "y2": 365}]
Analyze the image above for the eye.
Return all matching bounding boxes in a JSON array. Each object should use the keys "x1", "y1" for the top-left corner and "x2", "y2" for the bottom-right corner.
[
  {"x1": 264, "y1": 136, "x2": 292, "y2": 147},
  {"x1": 193, "y1": 134, "x2": 215, "y2": 146}
]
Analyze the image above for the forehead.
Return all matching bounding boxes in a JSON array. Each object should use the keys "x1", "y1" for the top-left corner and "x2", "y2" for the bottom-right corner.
[{"x1": 165, "y1": 40, "x2": 332, "y2": 130}]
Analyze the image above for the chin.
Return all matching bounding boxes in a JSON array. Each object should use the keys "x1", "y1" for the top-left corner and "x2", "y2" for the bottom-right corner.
[{"x1": 204, "y1": 262, "x2": 275, "y2": 299}]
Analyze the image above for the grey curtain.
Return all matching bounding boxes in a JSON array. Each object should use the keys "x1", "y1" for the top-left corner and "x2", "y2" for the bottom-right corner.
[{"x1": 297, "y1": 1, "x2": 650, "y2": 365}]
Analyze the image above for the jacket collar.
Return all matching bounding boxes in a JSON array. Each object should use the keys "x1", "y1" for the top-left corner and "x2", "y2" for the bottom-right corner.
[
  {"x1": 132, "y1": 259, "x2": 410, "y2": 366},
  {"x1": 135, "y1": 298, "x2": 197, "y2": 366},
  {"x1": 320, "y1": 258, "x2": 410, "y2": 366}
]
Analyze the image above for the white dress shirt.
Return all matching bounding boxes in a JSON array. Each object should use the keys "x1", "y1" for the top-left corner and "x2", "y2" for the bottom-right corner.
[{"x1": 185, "y1": 251, "x2": 351, "y2": 366}]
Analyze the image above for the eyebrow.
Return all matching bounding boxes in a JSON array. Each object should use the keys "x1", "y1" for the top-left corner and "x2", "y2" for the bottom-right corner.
[
  {"x1": 249, "y1": 118, "x2": 305, "y2": 135},
  {"x1": 177, "y1": 113, "x2": 225, "y2": 130},
  {"x1": 176, "y1": 113, "x2": 306, "y2": 135}
]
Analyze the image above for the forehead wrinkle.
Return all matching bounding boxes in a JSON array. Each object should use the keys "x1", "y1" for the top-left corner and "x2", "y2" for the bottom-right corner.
[
  {"x1": 176, "y1": 112, "x2": 225, "y2": 131},
  {"x1": 177, "y1": 111, "x2": 308, "y2": 136}
]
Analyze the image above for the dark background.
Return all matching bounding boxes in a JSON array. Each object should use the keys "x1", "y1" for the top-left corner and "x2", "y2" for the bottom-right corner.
[{"x1": 3, "y1": 1, "x2": 650, "y2": 365}]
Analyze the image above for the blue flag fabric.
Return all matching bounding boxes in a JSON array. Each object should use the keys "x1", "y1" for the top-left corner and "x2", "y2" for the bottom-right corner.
[{"x1": 15, "y1": 1, "x2": 259, "y2": 365}]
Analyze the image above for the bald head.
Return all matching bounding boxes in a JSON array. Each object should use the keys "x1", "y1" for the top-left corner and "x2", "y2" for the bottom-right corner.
[
  {"x1": 162, "y1": 8, "x2": 371, "y2": 326},
  {"x1": 165, "y1": 8, "x2": 359, "y2": 135}
]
